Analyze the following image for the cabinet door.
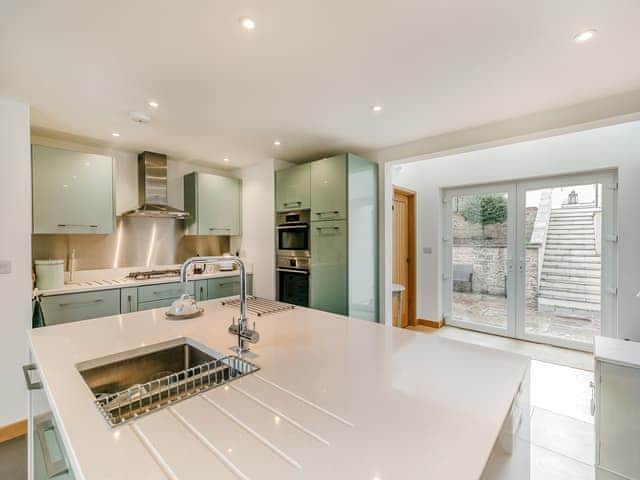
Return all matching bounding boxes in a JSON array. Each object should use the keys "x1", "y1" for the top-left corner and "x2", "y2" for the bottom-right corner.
[
  {"x1": 275, "y1": 164, "x2": 310, "y2": 212},
  {"x1": 120, "y1": 287, "x2": 138, "y2": 313},
  {"x1": 310, "y1": 220, "x2": 348, "y2": 314},
  {"x1": 207, "y1": 275, "x2": 253, "y2": 299},
  {"x1": 598, "y1": 362, "x2": 640, "y2": 478},
  {"x1": 310, "y1": 155, "x2": 347, "y2": 221},
  {"x1": 137, "y1": 282, "x2": 193, "y2": 303},
  {"x1": 40, "y1": 290, "x2": 121, "y2": 325},
  {"x1": 198, "y1": 174, "x2": 242, "y2": 235},
  {"x1": 194, "y1": 280, "x2": 208, "y2": 301},
  {"x1": 32, "y1": 145, "x2": 114, "y2": 234}
]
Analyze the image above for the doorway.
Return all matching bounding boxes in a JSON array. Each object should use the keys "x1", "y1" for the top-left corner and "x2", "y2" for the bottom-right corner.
[
  {"x1": 392, "y1": 187, "x2": 416, "y2": 327},
  {"x1": 443, "y1": 171, "x2": 617, "y2": 351}
]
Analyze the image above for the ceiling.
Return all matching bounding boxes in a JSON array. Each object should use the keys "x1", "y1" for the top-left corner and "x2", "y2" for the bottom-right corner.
[{"x1": 2, "y1": 0, "x2": 640, "y2": 168}]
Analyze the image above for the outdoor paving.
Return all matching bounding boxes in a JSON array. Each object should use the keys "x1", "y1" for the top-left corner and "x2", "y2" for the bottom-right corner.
[{"x1": 452, "y1": 292, "x2": 600, "y2": 345}]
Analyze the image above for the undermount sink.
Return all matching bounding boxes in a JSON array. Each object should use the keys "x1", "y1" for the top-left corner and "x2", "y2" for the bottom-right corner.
[{"x1": 77, "y1": 339, "x2": 259, "y2": 427}]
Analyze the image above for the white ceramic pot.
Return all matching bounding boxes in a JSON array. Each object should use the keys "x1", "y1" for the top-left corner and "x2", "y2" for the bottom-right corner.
[{"x1": 35, "y1": 259, "x2": 65, "y2": 290}]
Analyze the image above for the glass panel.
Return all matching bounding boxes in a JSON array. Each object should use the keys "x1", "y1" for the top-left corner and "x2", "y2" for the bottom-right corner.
[
  {"x1": 451, "y1": 192, "x2": 510, "y2": 330},
  {"x1": 278, "y1": 228, "x2": 308, "y2": 250},
  {"x1": 524, "y1": 184, "x2": 602, "y2": 346}
]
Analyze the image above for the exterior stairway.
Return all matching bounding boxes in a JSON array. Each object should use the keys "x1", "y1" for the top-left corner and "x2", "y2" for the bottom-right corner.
[{"x1": 538, "y1": 203, "x2": 601, "y2": 313}]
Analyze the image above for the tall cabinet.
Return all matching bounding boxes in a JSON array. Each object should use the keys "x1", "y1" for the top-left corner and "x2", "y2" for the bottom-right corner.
[
  {"x1": 277, "y1": 153, "x2": 378, "y2": 321},
  {"x1": 184, "y1": 172, "x2": 242, "y2": 236}
]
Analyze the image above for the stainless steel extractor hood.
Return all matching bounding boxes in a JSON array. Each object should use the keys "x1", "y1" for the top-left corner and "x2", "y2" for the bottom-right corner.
[{"x1": 123, "y1": 151, "x2": 189, "y2": 218}]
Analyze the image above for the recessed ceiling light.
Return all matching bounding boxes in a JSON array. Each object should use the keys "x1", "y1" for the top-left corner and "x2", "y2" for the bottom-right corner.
[
  {"x1": 223, "y1": 157, "x2": 230, "y2": 163},
  {"x1": 371, "y1": 104, "x2": 383, "y2": 113},
  {"x1": 148, "y1": 100, "x2": 159, "y2": 109},
  {"x1": 240, "y1": 17, "x2": 256, "y2": 31},
  {"x1": 574, "y1": 29, "x2": 597, "y2": 43},
  {"x1": 111, "y1": 132, "x2": 120, "y2": 137},
  {"x1": 273, "y1": 140, "x2": 281, "y2": 146}
]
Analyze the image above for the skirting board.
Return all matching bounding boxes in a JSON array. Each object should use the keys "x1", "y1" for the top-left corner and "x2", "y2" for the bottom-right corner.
[
  {"x1": 417, "y1": 318, "x2": 444, "y2": 329},
  {"x1": 0, "y1": 419, "x2": 27, "y2": 443}
]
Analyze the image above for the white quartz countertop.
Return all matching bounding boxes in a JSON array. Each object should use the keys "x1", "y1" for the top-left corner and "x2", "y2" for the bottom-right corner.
[
  {"x1": 594, "y1": 335, "x2": 640, "y2": 368},
  {"x1": 29, "y1": 302, "x2": 529, "y2": 480},
  {"x1": 36, "y1": 269, "x2": 248, "y2": 296}
]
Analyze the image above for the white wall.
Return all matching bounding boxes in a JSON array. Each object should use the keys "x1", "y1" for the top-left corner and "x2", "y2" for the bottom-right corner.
[
  {"x1": 230, "y1": 160, "x2": 280, "y2": 299},
  {"x1": 391, "y1": 121, "x2": 640, "y2": 341},
  {"x1": 0, "y1": 98, "x2": 31, "y2": 426}
]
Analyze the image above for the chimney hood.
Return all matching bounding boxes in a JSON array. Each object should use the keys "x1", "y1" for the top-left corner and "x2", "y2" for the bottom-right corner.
[{"x1": 123, "y1": 151, "x2": 189, "y2": 218}]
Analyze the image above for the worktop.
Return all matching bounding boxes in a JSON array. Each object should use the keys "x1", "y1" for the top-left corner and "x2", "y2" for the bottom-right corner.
[{"x1": 28, "y1": 301, "x2": 529, "y2": 480}]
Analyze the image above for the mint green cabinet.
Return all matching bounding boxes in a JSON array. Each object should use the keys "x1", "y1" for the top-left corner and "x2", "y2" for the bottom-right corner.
[
  {"x1": 120, "y1": 287, "x2": 138, "y2": 313},
  {"x1": 275, "y1": 163, "x2": 310, "y2": 212},
  {"x1": 40, "y1": 290, "x2": 121, "y2": 325},
  {"x1": 32, "y1": 145, "x2": 115, "y2": 234},
  {"x1": 194, "y1": 280, "x2": 208, "y2": 301},
  {"x1": 207, "y1": 274, "x2": 253, "y2": 299},
  {"x1": 310, "y1": 220, "x2": 348, "y2": 314},
  {"x1": 184, "y1": 172, "x2": 242, "y2": 236},
  {"x1": 310, "y1": 155, "x2": 347, "y2": 221}
]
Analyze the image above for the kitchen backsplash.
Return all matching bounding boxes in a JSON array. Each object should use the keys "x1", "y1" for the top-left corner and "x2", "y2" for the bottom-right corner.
[{"x1": 32, "y1": 216, "x2": 230, "y2": 271}]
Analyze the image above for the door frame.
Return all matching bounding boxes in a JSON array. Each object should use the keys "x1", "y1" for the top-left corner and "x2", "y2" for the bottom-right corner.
[
  {"x1": 515, "y1": 170, "x2": 618, "y2": 351},
  {"x1": 442, "y1": 182, "x2": 518, "y2": 337},
  {"x1": 392, "y1": 186, "x2": 417, "y2": 327}
]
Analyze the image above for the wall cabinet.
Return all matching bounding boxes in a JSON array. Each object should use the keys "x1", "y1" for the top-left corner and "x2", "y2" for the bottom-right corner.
[
  {"x1": 594, "y1": 337, "x2": 640, "y2": 480},
  {"x1": 184, "y1": 172, "x2": 242, "y2": 236},
  {"x1": 310, "y1": 155, "x2": 347, "y2": 221},
  {"x1": 39, "y1": 275, "x2": 253, "y2": 325},
  {"x1": 32, "y1": 144, "x2": 115, "y2": 234},
  {"x1": 275, "y1": 163, "x2": 310, "y2": 212},
  {"x1": 310, "y1": 220, "x2": 348, "y2": 314}
]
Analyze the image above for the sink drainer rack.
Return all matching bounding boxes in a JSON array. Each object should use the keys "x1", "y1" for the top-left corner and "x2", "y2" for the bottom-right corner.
[
  {"x1": 221, "y1": 296, "x2": 295, "y2": 316},
  {"x1": 94, "y1": 355, "x2": 259, "y2": 427}
]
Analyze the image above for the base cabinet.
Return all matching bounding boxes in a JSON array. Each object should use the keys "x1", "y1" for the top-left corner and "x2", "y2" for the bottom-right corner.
[{"x1": 594, "y1": 337, "x2": 640, "y2": 480}]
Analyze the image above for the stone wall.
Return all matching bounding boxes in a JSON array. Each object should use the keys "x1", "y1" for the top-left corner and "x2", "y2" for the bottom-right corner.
[{"x1": 452, "y1": 207, "x2": 538, "y2": 246}]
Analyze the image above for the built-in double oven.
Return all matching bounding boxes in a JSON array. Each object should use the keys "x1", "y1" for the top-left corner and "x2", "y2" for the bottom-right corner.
[{"x1": 276, "y1": 210, "x2": 310, "y2": 306}]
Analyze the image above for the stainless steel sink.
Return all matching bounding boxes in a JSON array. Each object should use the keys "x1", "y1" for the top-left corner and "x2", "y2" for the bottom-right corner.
[{"x1": 77, "y1": 339, "x2": 259, "y2": 427}]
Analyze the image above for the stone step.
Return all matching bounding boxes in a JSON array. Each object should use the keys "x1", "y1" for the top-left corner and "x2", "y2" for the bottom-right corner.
[
  {"x1": 538, "y1": 297, "x2": 601, "y2": 312},
  {"x1": 540, "y1": 277, "x2": 600, "y2": 287},
  {"x1": 546, "y1": 244, "x2": 597, "y2": 251},
  {"x1": 539, "y1": 281, "x2": 601, "y2": 294},
  {"x1": 551, "y1": 211, "x2": 596, "y2": 217},
  {"x1": 544, "y1": 248, "x2": 599, "y2": 256},
  {"x1": 543, "y1": 261, "x2": 601, "y2": 270},
  {"x1": 542, "y1": 268, "x2": 601, "y2": 279},
  {"x1": 549, "y1": 221, "x2": 594, "y2": 227},
  {"x1": 555, "y1": 204, "x2": 596, "y2": 209},
  {"x1": 547, "y1": 228, "x2": 594, "y2": 235},
  {"x1": 538, "y1": 289, "x2": 601, "y2": 304},
  {"x1": 543, "y1": 255, "x2": 600, "y2": 263},
  {"x1": 546, "y1": 238, "x2": 595, "y2": 244}
]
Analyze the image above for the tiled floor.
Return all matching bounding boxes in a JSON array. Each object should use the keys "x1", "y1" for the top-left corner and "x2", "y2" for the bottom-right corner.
[{"x1": 410, "y1": 325, "x2": 596, "y2": 480}]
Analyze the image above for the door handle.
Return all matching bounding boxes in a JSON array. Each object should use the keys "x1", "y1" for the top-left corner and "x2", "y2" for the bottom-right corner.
[
  {"x1": 58, "y1": 298, "x2": 104, "y2": 307},
  {"x1": 283, "y1": 201, "x2": 302, "y2": 207},
  {"x1": 57, "y1": 223, "x2": 98, "y2": 228},
  {"x1": 22, "y1": 364, "x2": 43, "y2": 390}
]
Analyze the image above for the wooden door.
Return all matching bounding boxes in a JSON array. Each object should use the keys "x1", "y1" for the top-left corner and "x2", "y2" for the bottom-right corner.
[{"x1": 393, "y1": 188, "x2": 415, "y2": 327}]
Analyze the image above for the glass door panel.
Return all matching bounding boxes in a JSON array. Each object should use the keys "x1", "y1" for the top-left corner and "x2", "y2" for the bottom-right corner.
[
  {"x1": 519, "y1": 181, "x2": 604, "y2": 350},
  {"x1": 445, "y1": 187, "x2": 516, "y2": 336}
]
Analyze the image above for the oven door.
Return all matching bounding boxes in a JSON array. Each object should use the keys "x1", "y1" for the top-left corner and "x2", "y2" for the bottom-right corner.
[
  {"x1": 276, "y1": 268, "x2": 310, "y2": 307},
  {"x1": 277, "y1": 224, "x2": 310, "y2": 256}
]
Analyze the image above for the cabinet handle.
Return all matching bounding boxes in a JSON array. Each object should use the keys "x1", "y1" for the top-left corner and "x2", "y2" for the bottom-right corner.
[
  {"x1": 589, "y1": 381, "x2": 596, "y2": 416},
  {"x1": 22, "y1": 364, "x2": 43, "y2": 390},
  {"x1": 58, "y1": 298, "x2": 104, "y2": 307},
  {"x1": 36, "y1": 418, "x2": 69, "y2": 478},
  {"x1": 127, "y1": 295, "x2": 133, "y2": 312},
  {"x1": 209, "y1": 227, "x2": 231, "y2": 232},
  {"x1": 199, "y1": 286, "x2": 204, "y2": 299},
  {"x1": 57, "y1": 223, "x2": 98, "y2": 228},
  {"x1": 153, "y1": 290, "x2": 182, "y2": 296},
  {"x1": 284, "y1": 201, "x2": 302, "y2": 207},
  {"x1": 314, "y1": 211, "x2": 339, "y2": 215},
  {"x1": 219, "y1": 280, "x2": 240, "y2": 286},
  {"x1": 316, "y1": 226, "x2": 340, "y2": 231}
]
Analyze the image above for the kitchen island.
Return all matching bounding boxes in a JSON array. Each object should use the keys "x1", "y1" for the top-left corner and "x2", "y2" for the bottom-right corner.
[{"x1": 27, "y1": 299, "x2": 529, "y2": 480}]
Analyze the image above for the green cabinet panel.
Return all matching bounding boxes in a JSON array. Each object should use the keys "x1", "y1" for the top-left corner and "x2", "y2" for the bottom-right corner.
[
  {"x1": 120, "y1": 287, "x2": 138, "y2": 314},
  {"x1": 32, "y1": 144, "x2": 115, "y2": 234},
  {"x1": 40, "y1": 289, "x2": 121, "y2": 325},
  {"x1": 194, "y1": 280, "x2": 208, "y2": 301},
  {"x1": 184, "y1": 172, "x2": 242, "y2": 236},
  {"x1": 275, "y1": 163, "x2": 310, "y2": 212},
  {"x1": 137, "y1": 282, "x2": 193, "y2": 303},
  {"x1": 310, "y1": 220, "x2": 348, "y2": 314},
  {"x1": 137, "y1": 298, "x2": 176, "y2": 311},
  {"x1": 207, "y1": 274, "x2": 253, "y2": 299},
  {"x1": 310, "y1": 155, "x2": 347, "y2": 221}
]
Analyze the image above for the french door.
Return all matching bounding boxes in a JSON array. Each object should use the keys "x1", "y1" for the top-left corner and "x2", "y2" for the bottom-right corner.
[{"x1": 443, "y1": 172, "x2": 616, "y2": 351}]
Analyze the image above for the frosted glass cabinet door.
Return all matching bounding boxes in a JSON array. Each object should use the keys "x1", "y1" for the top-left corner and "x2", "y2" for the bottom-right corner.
[
  {"x1": 310, "y1": 220, "x2": 348, "y2": 314},
  {"x1": 275, "y1": 163, "x2": 310, "y2": 212},
  {"x1": 32, "y1": 145, "x2": 115, "y2": 234},
  {"x1": 310, "y1": 154, "x2": 347, "y2": 221}
]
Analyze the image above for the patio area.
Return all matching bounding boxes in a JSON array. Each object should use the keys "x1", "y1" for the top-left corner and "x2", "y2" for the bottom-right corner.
[{"x1": 452, "y1": 292, "x2": 601, "y2": 346}]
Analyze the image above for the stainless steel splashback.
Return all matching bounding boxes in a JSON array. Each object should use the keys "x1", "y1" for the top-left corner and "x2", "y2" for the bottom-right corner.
[{"x1": 32, "y1": 216, "x2": 229, "y2": 270}]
